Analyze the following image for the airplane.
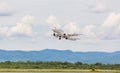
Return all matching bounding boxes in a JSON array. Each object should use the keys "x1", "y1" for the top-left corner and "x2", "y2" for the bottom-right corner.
[{"x1": 52, "y1": 27, "x2": 82, "y2": 41}]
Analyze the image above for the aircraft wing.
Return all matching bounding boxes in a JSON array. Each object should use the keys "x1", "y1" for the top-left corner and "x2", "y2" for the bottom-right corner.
[
  {"x1": 67, "y1": 33, "x2": 82, "y2": 36},
  {"x1": 67, "y1": 37, "x2": 80, "y2": 41}
]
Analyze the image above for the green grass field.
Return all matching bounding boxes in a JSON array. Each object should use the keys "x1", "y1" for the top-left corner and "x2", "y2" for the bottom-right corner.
[
  {"x1": 0, "y1": 69, "x2": 119, "y2": 73},
  {"x1": 0, "y1": 72, "x2": 120, "y2": 73}
]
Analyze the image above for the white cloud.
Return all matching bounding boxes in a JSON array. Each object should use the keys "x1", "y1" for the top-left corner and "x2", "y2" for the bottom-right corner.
[
  {"x1": 45, "y1": 14, "x2": 120, "y2": 40},
  {"x1": 102, "y1": 13, "x2": 120, "y2": 28},
  {"x1": 100, "y1": 12, "x2": 120, "y2": 39},
  {"x1": 81, "y1": 12, "x2": 120, "y2": 40},
  {"x1": 89, "y1": 4, "x2": 109, "y2": 13},
  {"x1": 0, "y1": 26, "x2": 8, "y2": 38},
  {"x1": 63, "y1": 22, "x2": 80, "y2": 33},
  {"x1": 82, "y1": 25, "x2": 96, "y2": 39},
  {"x1": 46, "y1": 15, "x2": 81, "y2": 33},
  {"x1": 0, "y1": 15, "x2": 36, "y2": 38},
  {"x1": 63, "y1": 22, "x2": 97, "y2": 39},
  {"x1": 0, "y1": 2, "x2": 14, "y2": 16},
  {"x1": 9, "y1": 23, "x2": 33, "y2": 37},
  {"x1": 94, "y1": 4, "x2": 106, "y2": 12},
  {"x1": 19, "y1": 15, "x2": 36, "y2": 26},
  {"x1": 9, "y1": 15, "x2": 36, "y2": 37},
  {"x1": 46, "y1": 15, "x2": 60, "y2": 28}
]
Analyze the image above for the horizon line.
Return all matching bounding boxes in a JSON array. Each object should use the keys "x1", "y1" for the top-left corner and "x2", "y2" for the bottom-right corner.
[{"x1": 0, "y1": 48, "x2": 119, "y2": 53}]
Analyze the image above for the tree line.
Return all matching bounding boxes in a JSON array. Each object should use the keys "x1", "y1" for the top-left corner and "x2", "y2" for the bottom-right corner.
[{"x1": 0, "y1": 61, "x2": 120, "y2": 70}]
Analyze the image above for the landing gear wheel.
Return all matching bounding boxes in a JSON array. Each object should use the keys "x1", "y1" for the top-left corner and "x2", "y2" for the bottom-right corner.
[
  {"x1": 59, "y1": 37, "x2": 61, "y2": 40},
  {"x1": 65, "y1": 37, "x2": 68, "y2": 39}
]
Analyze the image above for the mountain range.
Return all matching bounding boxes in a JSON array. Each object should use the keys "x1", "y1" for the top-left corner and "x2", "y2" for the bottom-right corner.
[{"x1": 0, "y1": 49, "x2": 120, "y2": 64}]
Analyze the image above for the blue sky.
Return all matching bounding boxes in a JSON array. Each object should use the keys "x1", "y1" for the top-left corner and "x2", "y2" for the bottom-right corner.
[{"x1": 0, "y1": 0, "x2": 120, "y2": 52}]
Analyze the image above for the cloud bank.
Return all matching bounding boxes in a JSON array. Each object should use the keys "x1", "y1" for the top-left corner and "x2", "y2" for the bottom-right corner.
[
  {"x1": 0, "y1": 15, "x2": 36, "y2": 38},
  {"x1": 46, "y1": 13, "x2": 120, "y2": 40},
  {"x1": 46, "y1": 15, "x2": 96, "y2": 39}
]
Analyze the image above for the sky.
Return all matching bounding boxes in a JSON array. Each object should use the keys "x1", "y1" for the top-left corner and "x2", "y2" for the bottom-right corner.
[{"x1": 0, "y1": 0, "x2": 120, "y2": 52}]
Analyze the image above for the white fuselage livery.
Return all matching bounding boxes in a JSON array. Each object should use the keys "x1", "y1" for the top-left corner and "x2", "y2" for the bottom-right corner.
[{"x1": 52, "y1": 27, "x2": 80, "y2": 41}]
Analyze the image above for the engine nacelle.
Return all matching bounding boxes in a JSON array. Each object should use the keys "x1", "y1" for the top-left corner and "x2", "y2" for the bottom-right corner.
[{"x1": 53, "y1": 33, "x2": 56, "y2": 36}]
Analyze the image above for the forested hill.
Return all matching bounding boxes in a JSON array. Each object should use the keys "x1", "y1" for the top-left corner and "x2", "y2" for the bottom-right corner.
[{"x1": 0, "y1": 49, "x2": 120, "y2": 64}]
